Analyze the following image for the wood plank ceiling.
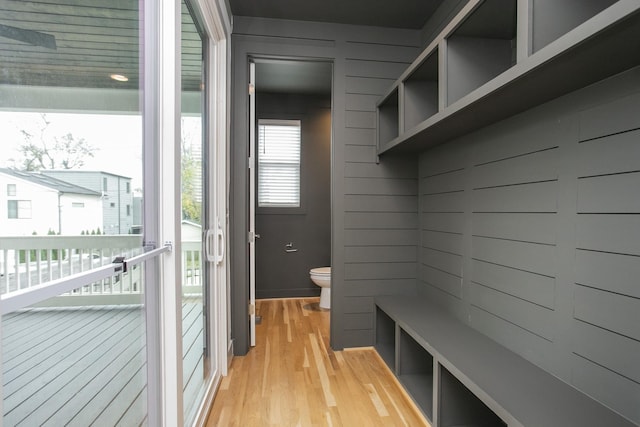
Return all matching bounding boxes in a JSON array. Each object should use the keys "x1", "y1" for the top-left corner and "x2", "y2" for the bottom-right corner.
[{"x1": 0, "y1": 0, "x2": 202, "y2": 91}]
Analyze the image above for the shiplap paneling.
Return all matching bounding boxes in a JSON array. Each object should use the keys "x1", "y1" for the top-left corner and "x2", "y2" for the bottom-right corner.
[
  {"x1": 572, "y1": 320, "x2": 640, "y2": 384},
  {"x1": 345, "y1": 76, "x2": 394, "y2": 96},
  {"x1": 344, "y1": 195, "x2": 417, "y2": 213},
  {"x1": 421, "y1": 230, "x2": 463, "y2": 254},
  {"x1": 345, "y1": 246, "x2": 416, "y2": 263},
  {"x1": 576, "y1": 214, "x2": 640, "y2": 256},
  {"x1": 343, "y1": 82, "x2": 418, "y2": 346},
  {"x1": 469, "y1": 282, "x2": 555, "y2": 341},
  {"x1": 471, "y1": 237, "x2": 556, "y2": 277},
  {"x1": 472, "y1": 213, "x2": 556, "y2": 245},
  {"x1": 471, "y1": 260, "x2": 556, "y2": 310},
  {"x1": 343, "y1": 127, "x2": 376, "y2": 145},
  {"x1": 577, "y1": 172, "x2": 640, "y2": 213},
  {"x1": 574, "y1": 250, "x2": 640, "y2": 299},
  {"x1": 576, "y1": 129, "x2": 640, "y2": 177},
  {"x1": 469, "y1": 305, "x2": 557, "y2": 375},
  {"x1": 417, "y1": 68, "x2": 640, "y2": 423},
  {"x1": 570, "y1": 354, "x2": 640, "y2": 424},
  {"x1": 578, "y1": 91, "x2": 640, "y2": 141},
  {"x1": 420, "y1": 265, "x2": 462, "y2": 298},
  {"x1": 421, "y1": 248, "x2": 462, "y2": 276},
  {"x1": 472, "y1": 181, "x2": 558, "y2": 213}
]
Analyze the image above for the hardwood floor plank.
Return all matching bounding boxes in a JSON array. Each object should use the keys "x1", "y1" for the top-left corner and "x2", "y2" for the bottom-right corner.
[{"x1": 206, "y1": 298, "x2": 428, "y2": 427}]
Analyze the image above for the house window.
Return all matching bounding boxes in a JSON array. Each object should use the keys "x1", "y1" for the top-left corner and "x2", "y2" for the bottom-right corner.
[
  {"x1": 110, "y1": 202, "x2": 116, "y2": 208},
  {"x1": 257, "y1": 119, "x2": 301, "y2": 207},
  {"x1": 7, "y1": 200, "x2": 32, "y2": 219},
  {"x1": 103, "y1": 177, "x2": 108, "y2": 191},
  {"x1": 126, "y1": 204, "x2": 131, "y2": 216},
  {"x1": 72, "y1": 202, "x2": 85, "y2": 208},
  {"x1": 126, "y1": 182, "x2": 131, "y2": 193},
  {"x1": 7, "y1": 183, "x2": 16, "y2": 196}
]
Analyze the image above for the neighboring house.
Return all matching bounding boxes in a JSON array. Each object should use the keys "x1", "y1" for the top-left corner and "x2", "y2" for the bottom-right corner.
[
  {"x1": 42, "y1": 170, "x2": 134, "y2": 235},
  {"x1": 0, "y1": 168, "x2": 102, "y2": 236}
]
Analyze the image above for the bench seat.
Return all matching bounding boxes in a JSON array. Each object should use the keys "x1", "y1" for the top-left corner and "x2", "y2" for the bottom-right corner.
[{"x1": 375, "y1": 295, "x2": 636, "y2": 427}]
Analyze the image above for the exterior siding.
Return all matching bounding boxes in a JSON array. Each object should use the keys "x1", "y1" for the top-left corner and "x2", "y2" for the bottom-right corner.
[
  {"x1": 416, "y1": 67, "x2": 640, "y2": 423},
  {"x1": 42, "y1": 171, "x2": 133, "y2": 234}
]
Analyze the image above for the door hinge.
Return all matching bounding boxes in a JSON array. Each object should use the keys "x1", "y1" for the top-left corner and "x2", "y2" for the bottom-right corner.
[
  {"x1": 249, "y1": 83, "x2": 255, "y2": 95},
  {"x1": 248, "y1": 303, "x2": 255, "y2": 316}
]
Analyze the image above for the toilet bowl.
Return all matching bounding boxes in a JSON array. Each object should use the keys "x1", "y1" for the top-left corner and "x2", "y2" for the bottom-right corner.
[{"x1": 310, "y1": 267, "x2": 331, "y2": 309}]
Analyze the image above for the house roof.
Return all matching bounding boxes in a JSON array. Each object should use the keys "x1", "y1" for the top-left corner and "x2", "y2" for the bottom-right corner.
[
  {"x1": 0, "y1": 168, "x2": 101, "y2": 196},
  {"x1": 42, "y1": 170, "x2": 132, "y2": 180}
]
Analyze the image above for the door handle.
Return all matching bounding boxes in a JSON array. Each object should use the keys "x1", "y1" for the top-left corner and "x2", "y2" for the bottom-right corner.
[
  {"x1": 205, "y1": 229, "x2": 216, "y2": 262},
  {"x1": 215, "y1": 220, "x2": 225, "y2": 265}
]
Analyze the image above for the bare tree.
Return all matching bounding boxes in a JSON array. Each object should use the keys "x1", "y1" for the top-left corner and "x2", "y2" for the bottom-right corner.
[{"x1": 16, "y1": 113, "x2": 97, "y2": 171}]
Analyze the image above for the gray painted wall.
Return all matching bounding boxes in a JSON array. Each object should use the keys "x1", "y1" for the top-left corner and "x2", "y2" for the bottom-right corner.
[
  {"x1": 230, "y1": 17, "x2": 421, "y2": 355},
  {"x1": 416, "y1": 67, "x2": 640, "y2": 424},
  {"x1": 255, "y1": 92, "x2": 330, "y2": 299}
]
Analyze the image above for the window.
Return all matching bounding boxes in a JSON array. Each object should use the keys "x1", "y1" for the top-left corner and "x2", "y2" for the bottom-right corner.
[
  {"x1": 72, "y1": 202, "x2": 84, "y2": 208},
  {"x1": 126, "y1": 182, "x2": 131, "y2": 193},
  {"x1": 258, "y1": 120, "x2": 301, "y2": 207},
  {"x1": 7, "y1": 200, "x2": 32, "y2": 219},
  {"x1": 110, "y1": 202, "x2": 116, "y2": 208},
  {"x1": 103, "y1": 177, "x2": 108, "y2": 191},
  {"x1": 126, "y1": 204, "x2": 131, "y2": 216},
  {"x1": 7, "y1": 184, "x2": 16, "y2": 196}
]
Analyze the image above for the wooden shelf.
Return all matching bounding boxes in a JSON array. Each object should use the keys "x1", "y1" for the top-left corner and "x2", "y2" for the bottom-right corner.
[
  {"x1": 377, "y1": 0, "x2": 640, "y2": 154},
  {"x1": 445, "y1": 0, "x2": 517, "y2": 106},
  {"x1": 374, "y1": 306, "x2": 396, "y2": 371},
  {"x1": 398, "y1": 328, "x2": 434, "y2": 420},
  {"x1": 377, "y1": 88, "x2": 399, "y2": 148},
  {"x1": 439, "y1": 364, "x2": 506, "y2": 427},
  {"x1": 403, "y1": 49, "x2": 439, "y2": 131}
]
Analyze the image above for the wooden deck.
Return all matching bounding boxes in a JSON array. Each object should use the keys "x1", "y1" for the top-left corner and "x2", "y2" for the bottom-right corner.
[{"x1": 2, "y1": 301, "x2": 204, "y2": 426}]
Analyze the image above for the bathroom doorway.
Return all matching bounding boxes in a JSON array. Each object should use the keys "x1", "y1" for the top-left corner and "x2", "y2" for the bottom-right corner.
[{"x1": 248, "y1": 58, "x2": 333, "y2": 345}]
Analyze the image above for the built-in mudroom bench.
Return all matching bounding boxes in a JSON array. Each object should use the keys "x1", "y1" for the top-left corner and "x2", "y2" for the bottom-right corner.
[{"x1": 375, "y1": 296, "x2": 637, "y2": 427}]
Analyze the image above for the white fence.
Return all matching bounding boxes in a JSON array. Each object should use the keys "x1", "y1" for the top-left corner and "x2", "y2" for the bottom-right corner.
[{"x1": 0, "y1": 235, "x2": 202, "y2": 304}]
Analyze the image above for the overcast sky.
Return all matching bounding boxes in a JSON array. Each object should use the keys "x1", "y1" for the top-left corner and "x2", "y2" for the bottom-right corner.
[
  {"x1": 0, "y1": 112, "x2": 202, "y2": 192},
  {"x1": 0, "y1": 111, "x2": 143, "y2": 188}
]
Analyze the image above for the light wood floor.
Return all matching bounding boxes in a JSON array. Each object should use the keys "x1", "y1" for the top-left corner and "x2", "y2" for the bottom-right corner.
[{"x1": 206, "y1": 298, "x2": 429, "y2": 427}]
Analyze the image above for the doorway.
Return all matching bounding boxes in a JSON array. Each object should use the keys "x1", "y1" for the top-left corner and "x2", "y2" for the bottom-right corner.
[{"x1": 248, "y1": 58, "x2": 333, "y2": 346}]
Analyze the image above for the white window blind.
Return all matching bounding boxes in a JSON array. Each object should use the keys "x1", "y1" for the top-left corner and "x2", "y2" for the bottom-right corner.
[{"x1": 258, "y1": 120, "x2": 301, "y2": 207}]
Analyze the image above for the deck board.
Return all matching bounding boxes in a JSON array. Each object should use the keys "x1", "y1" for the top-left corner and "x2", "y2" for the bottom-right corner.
[{"x1": 2, "y1": 302, "x2": 203, "y2": 426}]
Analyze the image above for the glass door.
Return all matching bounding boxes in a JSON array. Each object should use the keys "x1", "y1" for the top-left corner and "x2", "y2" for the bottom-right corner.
[{"x1": 181, "y1": 1, "x2": 210, "y2": 423}]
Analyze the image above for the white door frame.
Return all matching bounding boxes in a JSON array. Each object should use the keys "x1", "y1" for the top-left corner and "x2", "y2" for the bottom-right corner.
[{"x1": 248, "y1": 60, "x2": 257, "y2": 347}]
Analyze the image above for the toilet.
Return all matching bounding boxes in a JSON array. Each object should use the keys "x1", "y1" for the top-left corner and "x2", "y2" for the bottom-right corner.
[{"x1": 309, "y1": 267, "x2": 331, "y2": 309}]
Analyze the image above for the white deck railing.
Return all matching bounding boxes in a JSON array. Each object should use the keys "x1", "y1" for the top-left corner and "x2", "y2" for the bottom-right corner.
[{"x1": 0, "y1": 236, "x2": 202, "y2": 302}]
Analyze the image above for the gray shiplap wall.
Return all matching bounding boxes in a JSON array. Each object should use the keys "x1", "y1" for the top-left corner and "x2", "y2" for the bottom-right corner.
[
  {"x1": 230, "y1": 18, "x2": 421, "y2": 354},
  {"x1": 416, "y1": 67, "x2": 640, "y2": 423}
]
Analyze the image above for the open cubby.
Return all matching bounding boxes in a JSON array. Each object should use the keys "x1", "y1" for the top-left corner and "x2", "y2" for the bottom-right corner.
[
  {"x1": 439, "y1": 364, "x2": 506, "y2": 427},
  {"x1": 375, "y1": 306, "x2": 396, "y2": 371},
  {"x1": 403, "y1": 49, "x2": 439, "y2": 131},
  {"x1": 446, "y1": 0, "x2": 517, "y2": 105},
  {"x1": 531, "y1": 0, "x2": 619, "y2": 53},
  {"x1": 398, "y1": 328, "x2": 434, "y2": 421},
  {"x1": 377, "y1": 88, "x2": 399, "y2": 145}
]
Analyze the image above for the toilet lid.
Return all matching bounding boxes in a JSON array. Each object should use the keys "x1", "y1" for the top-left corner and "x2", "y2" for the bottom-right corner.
[{"x1": 311, "y1": 267, "x2": 330, "y2": 275}]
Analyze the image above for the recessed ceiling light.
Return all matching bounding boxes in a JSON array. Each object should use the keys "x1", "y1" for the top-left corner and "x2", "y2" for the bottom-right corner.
[{"x1": 110, "y1": 74, "x2": 129, "y2": 82}]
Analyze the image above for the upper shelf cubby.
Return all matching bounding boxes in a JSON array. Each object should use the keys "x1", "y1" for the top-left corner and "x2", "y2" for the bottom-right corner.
[
  {"x1": 403, "y1": 49, "x2": 439, "y2": 131},
  {"x1": 377, "y1": 87, "x2": 399, "y2": 147},
  {"x1": 377, "y1": 0, "x2": 640, "y2": 154},
  {"x1": 446, "y1": 0, "x2": 517, "y2": 105},
  {"x1": 531, "y1": 0, "x2": 619, "y2": 53}
]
